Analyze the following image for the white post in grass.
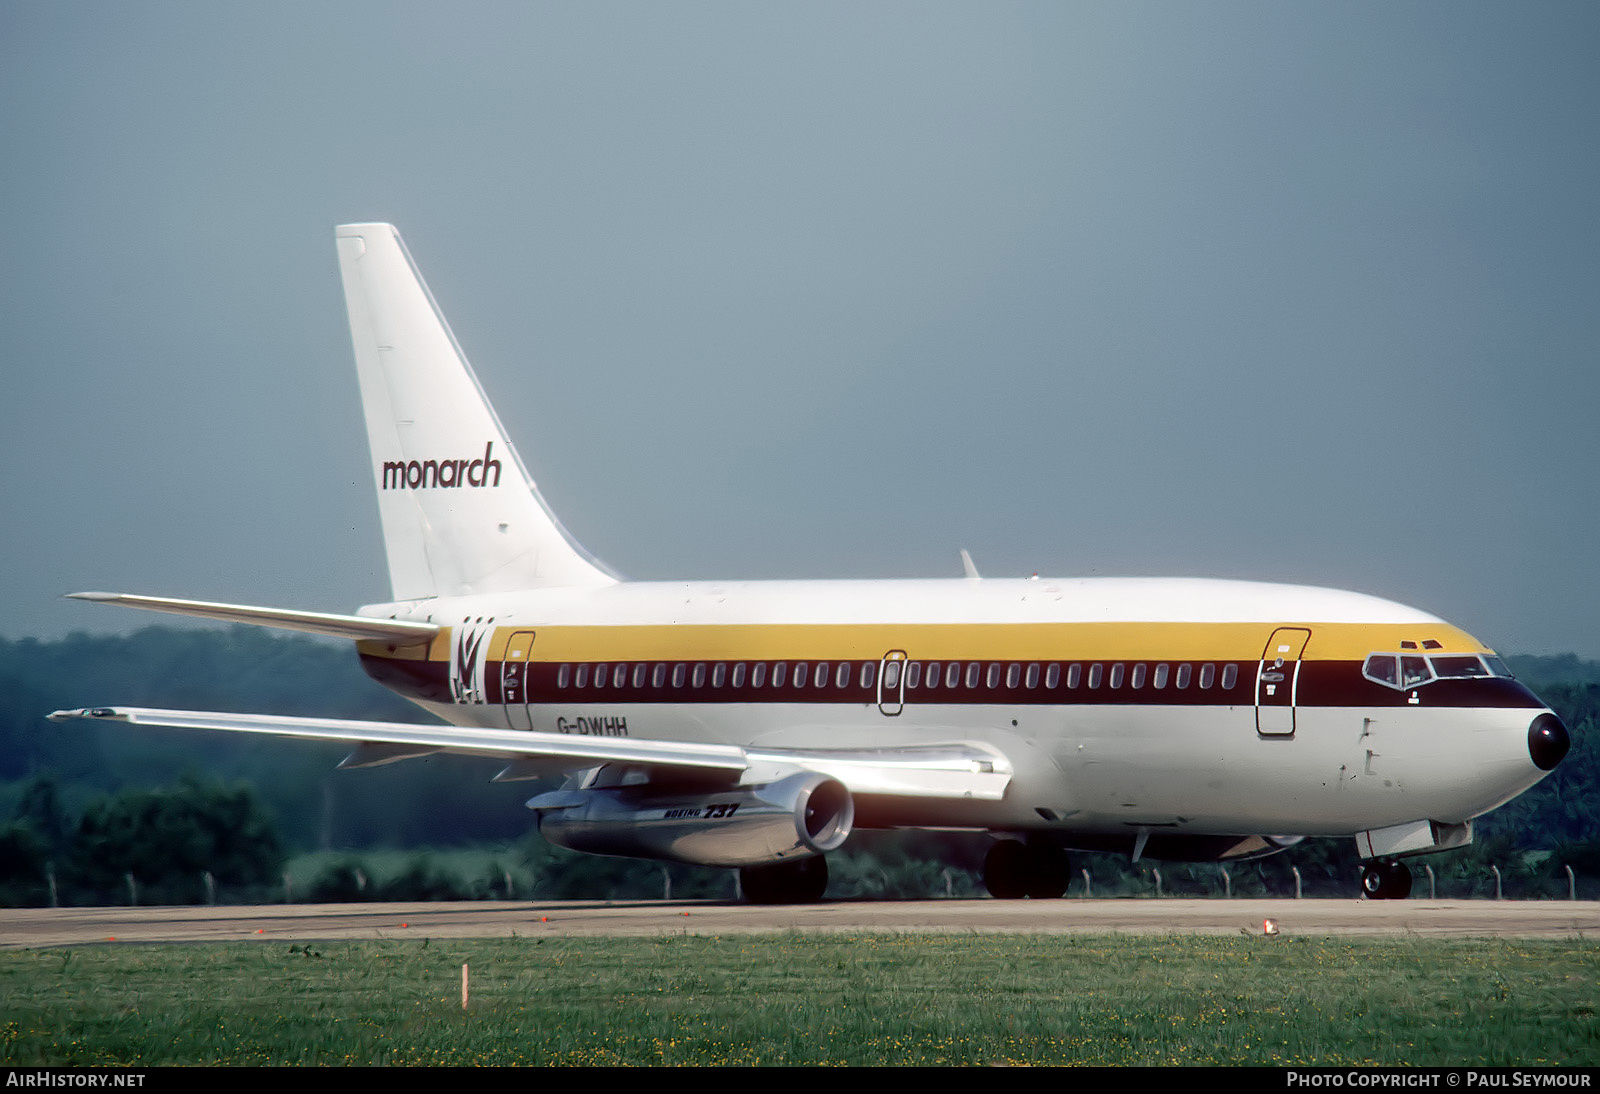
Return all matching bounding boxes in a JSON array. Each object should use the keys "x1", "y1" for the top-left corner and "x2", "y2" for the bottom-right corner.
[{"x1": 462, "y1": 963, "x2": 469, "y2": 1009}]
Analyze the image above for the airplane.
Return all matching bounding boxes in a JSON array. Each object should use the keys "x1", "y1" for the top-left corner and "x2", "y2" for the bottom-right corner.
[{"x1": 51, "y1": 222, "x2": 1571, "y2": 904}]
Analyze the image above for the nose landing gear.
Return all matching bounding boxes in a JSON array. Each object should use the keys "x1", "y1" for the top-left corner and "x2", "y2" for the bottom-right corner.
[{"x1": 1360, "y1": 860, "x2": 1413, "y2": 900}]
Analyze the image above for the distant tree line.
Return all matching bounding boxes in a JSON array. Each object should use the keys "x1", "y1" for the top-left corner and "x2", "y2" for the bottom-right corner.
[{"x1": 0, "y1": 629, "x2": 1594, "y2": 905}]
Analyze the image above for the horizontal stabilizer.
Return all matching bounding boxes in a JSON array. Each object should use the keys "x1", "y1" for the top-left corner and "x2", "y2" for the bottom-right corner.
[{"x1": 65, "y1": 593, "x2": 439, "y2": 645}]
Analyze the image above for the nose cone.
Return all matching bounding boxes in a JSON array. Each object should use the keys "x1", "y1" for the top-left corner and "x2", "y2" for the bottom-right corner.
[{"x1": 1528, "y1": 713, "x2": 1570, "y2": 771}]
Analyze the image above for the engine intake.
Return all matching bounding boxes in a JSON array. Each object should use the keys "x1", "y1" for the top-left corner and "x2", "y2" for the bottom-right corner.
[{"x1": 529, "y1": 771, "x2": 854, "y2": 868}]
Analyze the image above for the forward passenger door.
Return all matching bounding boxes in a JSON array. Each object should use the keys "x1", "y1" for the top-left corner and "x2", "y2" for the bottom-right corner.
[{"x1": 1256, "y1": 628, "x2": 1311, "y2": 737}]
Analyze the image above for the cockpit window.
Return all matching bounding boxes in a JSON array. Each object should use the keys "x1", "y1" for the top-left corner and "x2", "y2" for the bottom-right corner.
[
  {"x1": 1431, "y1": 655, "x2": 1491, "y2": 680},
  {"x1": 1363, "y1": 654, "x2": 1399, "y2": 687},
  {"x1": 1364, "y1": 650, "x2": 1513, "y2": 690},
  {"x1": 1401, "y1": 656, "x2": 1432, "y2": 688}
]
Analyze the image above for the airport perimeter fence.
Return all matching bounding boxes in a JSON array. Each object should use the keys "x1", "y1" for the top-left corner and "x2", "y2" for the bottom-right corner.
[{"x1": 4, "y1": 850, "x2": 1600, "y2": 907}]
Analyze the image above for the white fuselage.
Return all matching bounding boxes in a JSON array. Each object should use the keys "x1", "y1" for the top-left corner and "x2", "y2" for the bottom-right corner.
[{"x1": 356, "y1": 575, "x2": 1553, "y2": 841}]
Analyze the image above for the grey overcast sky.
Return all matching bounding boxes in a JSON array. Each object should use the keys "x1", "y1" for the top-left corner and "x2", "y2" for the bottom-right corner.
[{"x1": 2, "y1": 2, "x2": 1597, "y2": 656}]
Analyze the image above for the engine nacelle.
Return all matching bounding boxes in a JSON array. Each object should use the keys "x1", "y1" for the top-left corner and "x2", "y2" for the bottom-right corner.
[{"x1": 528, "y1": 771, "x2": 854, "y2": 868}]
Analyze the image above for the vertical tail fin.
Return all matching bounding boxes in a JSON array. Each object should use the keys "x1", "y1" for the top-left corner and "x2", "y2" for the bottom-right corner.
[{"x1": 335, "y1": 223, "x2": 616, "y2": 600}]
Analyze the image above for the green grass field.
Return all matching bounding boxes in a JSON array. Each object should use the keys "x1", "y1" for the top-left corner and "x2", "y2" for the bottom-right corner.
[{"x1": 2, "y1": 934, "x2": 1595, "y2": 1066}]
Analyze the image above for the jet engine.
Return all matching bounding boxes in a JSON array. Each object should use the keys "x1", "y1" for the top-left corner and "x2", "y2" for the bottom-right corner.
[{"x1": 528, "y1": 771, "x2": 854, "y2": 868}]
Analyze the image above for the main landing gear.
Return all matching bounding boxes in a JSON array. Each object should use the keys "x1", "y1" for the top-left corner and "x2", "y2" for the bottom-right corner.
[
  {"x1": 740, "y1": 855, "x2": 829, "y2": 904},
  {"x1": 983, "y1": 839, "x2": 1070, "y2": 899},
  {"x1": 1360, "y1": 860, "x2": 1413, "y2": 900}
]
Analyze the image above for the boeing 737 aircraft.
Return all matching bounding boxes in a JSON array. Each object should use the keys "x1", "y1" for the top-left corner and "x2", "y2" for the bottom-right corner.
[{"x1": 52, "y1": 223, "x2": 1571, "y2": 903}]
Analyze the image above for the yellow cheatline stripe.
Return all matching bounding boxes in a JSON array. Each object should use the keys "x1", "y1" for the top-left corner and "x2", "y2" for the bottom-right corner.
[{"x1": 362, "y1": 620, "x2": 1488, "y2": 665}]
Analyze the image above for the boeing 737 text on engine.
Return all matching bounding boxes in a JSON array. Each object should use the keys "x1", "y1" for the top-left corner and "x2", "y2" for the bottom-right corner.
[{"x1": 51, "y1": 223, "x2": 1571, "y2": 903}]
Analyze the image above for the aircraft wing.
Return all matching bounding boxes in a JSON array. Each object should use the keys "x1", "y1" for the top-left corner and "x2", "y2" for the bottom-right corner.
[{"x1": 46, "y1": 707, "x2": 1012, "y2": 800}]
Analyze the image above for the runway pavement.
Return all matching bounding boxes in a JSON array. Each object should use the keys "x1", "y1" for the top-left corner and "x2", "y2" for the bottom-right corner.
[{"x1": 2, "y1": 898, "x2": 1597, "y2": 948}]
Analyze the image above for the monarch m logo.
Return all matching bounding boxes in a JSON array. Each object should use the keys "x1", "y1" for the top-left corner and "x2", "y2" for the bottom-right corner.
[{"x1": 382, "y1": 442, "x2": 502, "y2": 490}]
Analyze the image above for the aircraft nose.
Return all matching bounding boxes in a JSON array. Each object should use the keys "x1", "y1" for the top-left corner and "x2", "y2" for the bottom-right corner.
[{"x1": 1528, "y1": 713, "x2": 1570, "y2": 771}]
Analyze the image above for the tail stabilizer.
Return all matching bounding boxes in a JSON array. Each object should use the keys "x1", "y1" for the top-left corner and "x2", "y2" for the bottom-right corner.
[
  {"x1": 66, "y1": 592, "x2": 439, "y2": 644},
  {"x1": 335, "y1": 223, "x2": 616, "y2": 600}
]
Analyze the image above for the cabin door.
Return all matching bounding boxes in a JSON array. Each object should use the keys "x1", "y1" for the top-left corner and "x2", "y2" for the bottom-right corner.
[
  {"x1": 499, "y1": 630, "x2": 538, "y2": 730},
  {"x1": 1255, "y1": 628, "x2": 1311, "y2": 737}
]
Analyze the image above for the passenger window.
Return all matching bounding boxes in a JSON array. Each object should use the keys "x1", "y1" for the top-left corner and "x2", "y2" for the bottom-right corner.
[
  {"x1": 773, "y1": 662, "x2": 788, "y2": 687},
  {"x1": 966, "y1": 663, "x2": 981, "y2": 688},
  {"x1": 671, "y1": 663, "x2": 686, "y2": 688},
  {"x1": 860, "y1": 663, "x2": 875, "y2": 689},
  {"x1": 752, "y1": 662, "x2": 768, "y2": 688},
  {"x1": 1025, "y1": 663, "x2": 1040, "y2": 689},
  {"x1": 793, "y1": 662, "x2": 806, "y2": 689},
  {"x1": 1153, "y1": 664, "x2": 1169, "y2": 689},
  {"x1": 1176, "y1": 663, "x2": 1192, "y2": 689},
  {"x1": 883, "y1": 661, "x2": 901, "y2": 690},
  {"x1": 1109, "y1": 663, "x2": 1124, "y2": 688},
  {"x1": 1045, "y1": 663, "x2": 1060, "y2": 689},
  {"x1": 1066, "y1": 663, "x2": 1081, "y2": 688},
  {"x1": 1088, "y1": 664, "x2": 1103, "y2": 688},
  {"x1": 652, "y1": 663, "x2": 667, "y2": 688},
  {"x1": 592, "y1": 663, "x2": 605, "y2": 688},
  {"x1": 692, "y1": 663, "x2": 706, "y2": 688},
  {"x1": 1199, "y1": 664, "x2": 1215, "y2": 689},
  {"x1": 905, "y1": 662, "x2": 921, "y2": 688},
  {"x1": 986, "y1": 663, "x2": 1001, "y2": 688},
  {"x1": 946, "y1": 662, "x2": 961, "y2": 688},
  {"x1": 633, "y1": 663, "x2": 648, "y2": 688},
  {"x1": 816, "y1": 662, "x2": 829, "y2": 688},
  {"x1": 1007, "y1": 663, "x2": 1021, "y2": 688},
  {"x1": 835, "y1": 662, "x2": 851, "y2": 688},
  {"x1": 732, "y1": 662, "x2": 747, "y2": 688},
  {"x1": 1131, "y1": 664, "x2": 1146, "y2": 689},
  {"x1": 557, "y1": 664, "x2": 571, "y2": 689},
  {"x1": 1221, "y1": 664, "x2": 1238, "y2": 689},
  {"x1": 712, "y1": 662, "x2": 726, "y2": 688},
  {"x1": 613, "y1": 664, "x2": 628, "y2": 688},
  {"x1": 575, "y1": 664, "x2": 589, "y2": 688},
  {"x1": 925, "y1": 662, "x2": 940, "y2": 689}
]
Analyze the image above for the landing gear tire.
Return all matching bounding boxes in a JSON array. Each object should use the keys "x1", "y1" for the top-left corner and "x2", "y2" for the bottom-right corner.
[
  {"x1": 1360, "y1": 860, "x2": 1413, "y2": 900},
  {"x1": 984, "y1": 840, "x2": 1070, "y2": 899},
  {"x1": 740, "y1": 855, "x2": 829, "y2": 905},
  {"x1": 1026, "y1": 843, "x2": 1070, "y2": 898}
]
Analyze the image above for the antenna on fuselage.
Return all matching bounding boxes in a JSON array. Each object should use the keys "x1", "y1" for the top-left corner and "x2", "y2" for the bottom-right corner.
[{"x1": 960, "y1": 549, "x2": 981, "y2": 580}]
